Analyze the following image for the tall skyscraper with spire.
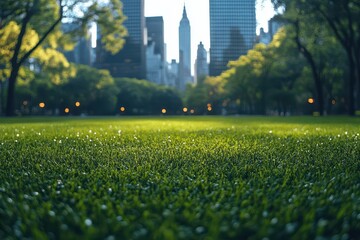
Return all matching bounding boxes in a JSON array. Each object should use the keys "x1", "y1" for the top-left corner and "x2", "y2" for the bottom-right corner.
[
  {"x1": 209, "y1": 0, "x2": 256, "y2": 76},
  {"x1": 178, "y1": 5, "x2": 191, "y2": 91}
]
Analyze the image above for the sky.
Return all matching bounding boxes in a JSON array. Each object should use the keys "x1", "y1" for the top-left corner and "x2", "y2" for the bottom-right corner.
[{"x1": 145, "y1": 0, "x2": 276, "y2": 68}]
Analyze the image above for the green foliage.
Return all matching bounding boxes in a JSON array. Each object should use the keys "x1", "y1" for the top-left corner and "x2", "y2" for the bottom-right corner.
[
  {"x1": 0, "y1": 21, "x2": 71, "y2": 84},
  {"x1": 221, "y1": 29, "x2": 304, "y2": 115},
  {"x1": 14, "y1": 67, "x2": 183, "y2": 116},
  {"x1": 0, "y1": 0, "x2": 127, "y2": 116},
  {"x1": 115, "y1": 78, "x2": 182, "y2": 115},
  {"x1": 94, "y1": 0, "x2": 128, "y2": 54},
  {"x1": 184, "y1": 76, "x2": 225, "y2": 115},
  {"x1": 0, "y1": 116, "x2": 359, "y2": 239},
  {"x1": 63, "y1": 65, "x2": 118, "y2": 115},
  {"x1": 204, "y1": 25, "x2": 347, "y2": 115},
  {"x1": 14, "y1": 65, "x2": 118, "y2": 115},
  {"x1": 271, "y1": 0, "x2": 360, "y2": 115}
]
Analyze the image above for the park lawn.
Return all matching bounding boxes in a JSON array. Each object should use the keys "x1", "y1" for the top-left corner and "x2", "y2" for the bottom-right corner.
[{"x1": 0, "y1": 116, "x2": 359, "y2": 239}]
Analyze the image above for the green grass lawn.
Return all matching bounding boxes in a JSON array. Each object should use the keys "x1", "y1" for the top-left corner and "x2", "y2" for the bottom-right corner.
[{"x1": 0, "y1": 116, "x2": 359, "y2": 239}]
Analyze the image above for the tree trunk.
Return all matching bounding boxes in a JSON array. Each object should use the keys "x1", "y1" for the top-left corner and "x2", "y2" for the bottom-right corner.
[
  {"x1": 5, "y1": 65, "x2": 19, "y2": 116},
  {"x1": 0, "y1": 81, "x2": 2, "y2": 115},
  {"x1": 294, "y1": 20, "x2": 324, "y2": 116},
  {"x1": 345, "y1": 47, "x2": 356, "y2": 116},
  {"x1": 355, "y1": 48, "x2": 360, "y2": 113},
  {"x1": 3, "y1": 2, "x2": 62, "y2": 116}
]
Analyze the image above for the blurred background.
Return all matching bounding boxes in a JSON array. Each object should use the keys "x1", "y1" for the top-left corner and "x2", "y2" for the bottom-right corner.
[{"x1": 0, "y1": 0, "x2": 359, "y2": 116}]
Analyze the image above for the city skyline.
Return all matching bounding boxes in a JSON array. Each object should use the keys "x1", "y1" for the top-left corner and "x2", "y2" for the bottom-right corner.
[{"x1": 145, "y1": 0, "x2": 276, "y2": 68}]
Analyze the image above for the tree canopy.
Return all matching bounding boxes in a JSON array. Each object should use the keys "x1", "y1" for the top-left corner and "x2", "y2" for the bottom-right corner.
[
  {"x1": 271, "y1": 0, "x2": 360, "y2": 115},
  {"x1": 0, "y1": 0, "x2": 127, "y2": 116}
]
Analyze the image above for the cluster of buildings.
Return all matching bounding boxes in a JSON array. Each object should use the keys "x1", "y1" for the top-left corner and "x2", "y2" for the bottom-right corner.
[{"x1": 65, "y1": 0, "x2": 282, "y2": 91}]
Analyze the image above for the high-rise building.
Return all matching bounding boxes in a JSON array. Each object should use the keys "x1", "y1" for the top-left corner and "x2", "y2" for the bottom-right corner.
[
  {"x1": 146, "y1": 17, "x2": 165, "y2": 61},
  {"x1": 268, "y1": 15, "x2": 285, "y2": 39},
  {"x1": 62, "y1": 23, "x2": 92, "y2": 66},
  {"x1": 258, "y1": 27, "x2": 271, "y2": 45},
  {"x1": 96, "y1": 0, "x2": 146, "y2": 79},
  {"x1": 146, "y1": 42, "x2": 162, "y2": 84},
  {"x1": 209, "y1": 0, "x2": 256, "y2": 76},
  {"x1": 146, "y1": 16, "x2": 167, "y2": 85},
  {"x1": 178, "y1": 5, "x2": 192, "y2": 91},
  {"x1": 167, "y1": 59, "x2": 178, "y2": 88},
  {"x1": 194, "y1": 42, "x2": 208, "y2": 84}
]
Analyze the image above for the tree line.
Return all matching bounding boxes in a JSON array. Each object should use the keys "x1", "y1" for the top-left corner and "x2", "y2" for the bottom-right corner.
[{"x1": 15, "y1": 64, "x2": 182, "y2": 116}]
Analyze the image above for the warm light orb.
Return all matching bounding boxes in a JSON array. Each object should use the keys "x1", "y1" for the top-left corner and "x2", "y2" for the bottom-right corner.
[
  {"x1": 207, "y1": 103, "x2": 212, "y2": 108},
  {"x1": 75, "y1": 101, "x2": 81, "y2": 107},
  {"x1": 120, "y1": 107, "x2": 126, "y2": 112},
  {"x1": 307, "y1": 98, "x2": 314, "y2": 104},
  {"x1": 64, "y1": 108, "x2": 70, "y2": 113},
  {"x1": 161, "y1": 108, "x2": 167, "y2": 114},
  {"x1": 190, "y1": 109, "x2": 195, "y2": 114},
  {"x1": 39, "y1": 102, "x2": 45, "y2": 108},
  {"x1": 207, "y1": 107, "x2": 212, "y2": 111},
  {"x1": 183, "y1": 107, "x2": 188, "y2": 113}
]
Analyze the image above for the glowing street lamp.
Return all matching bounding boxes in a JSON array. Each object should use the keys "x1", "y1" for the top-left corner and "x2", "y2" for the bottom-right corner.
[
  {"x1": 183, "y1": 107, "x2": 188, "y2": 113},
  {"x1": 75, "y1": 101, "x2": 81, "y2": 107},
  {"x1": 190, "y1": 109, "x2": 195, "y2": 114},
  {"x1": 161, "y1": 108, "x2": 167, "y2": 114},
  {"x1": 120, "y1": 106, "x2": 126, "y2": 112},
  {"x1": 39, "y1": 102, "x2": 45, "y2": 108},
  {"x1": 64, "y1": 108, "x2": 70, "y2": 113},
  {"x1": 307, "y1": 98, "x2": 314, "y2": 104}
]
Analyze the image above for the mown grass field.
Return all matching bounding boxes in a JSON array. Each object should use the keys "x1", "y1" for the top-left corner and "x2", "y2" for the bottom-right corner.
[{"x1": 0, "y1": 116, "x2": 359, "y2": 239}]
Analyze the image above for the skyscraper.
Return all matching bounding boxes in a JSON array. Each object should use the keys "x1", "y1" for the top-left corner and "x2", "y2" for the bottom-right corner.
[
  {"x1": 146, "y1": 16, "x2": 167, "y2": 85},
  {"x1": 96, "y1": 0, "x2": 146, "y2": 79},
  {"x1": 146, "y1": 17, "x2": 165, "y2": 61},
  {"x1": 209, "y1": 0, "x2": 256, "y2": 76},
  {"x1": 195, "y1": 42, "x2": 208, "y2": 83},
  {"x1": 178, "y1": 5, "x2": 191, "y2": 91},
  {"x1": 62, "y1": 23, "x2": 93, "y2": 66}
]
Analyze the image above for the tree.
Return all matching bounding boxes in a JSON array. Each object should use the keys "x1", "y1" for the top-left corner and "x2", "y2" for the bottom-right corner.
[
  {"x1": 271, "y1": 0, "x2": 360, "y2": 115},
  {"x1": 114, "y1": 78, "x2": 182, "y2": 115},
  {"x1": 266, "y1": 28, "x2": 304, "y2": 115},
  {"x1": 222, "y1": 28, "x2": 307, "y2": 115},
  {"x1": 0, "y1": 0, "x2": 127, "y2": 116},
  {"x1": 63, "y1": 65, "x2": 118, "y2": 115},
  {"x1": 224, "y1": 42, "x2": 277, "y2": 114}
]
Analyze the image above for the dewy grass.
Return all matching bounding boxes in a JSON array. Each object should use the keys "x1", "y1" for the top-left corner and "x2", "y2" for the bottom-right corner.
[{"x1": 0, "y1": 116, "x2": 359, "y2": 239}]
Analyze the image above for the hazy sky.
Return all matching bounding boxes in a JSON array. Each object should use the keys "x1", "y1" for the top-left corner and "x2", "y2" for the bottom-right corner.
[{"x1": 145, "y1": 0, "x2": 276, "y2": 67}]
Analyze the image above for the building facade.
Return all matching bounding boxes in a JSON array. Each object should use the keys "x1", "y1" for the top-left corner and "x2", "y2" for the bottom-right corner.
[
  {"x1": 268, "y1": 15, "x2": 284, "y2": 39},
  {"x1": 146, "y1": 16, "x2": 167, "y2": 85},
  {"x1": 209, "y1": 0, "x2": 256, "y2": 76},
  {"x1": 194, "y1": 42, "x2": 208, "y2": 84},
  {"x1": 167, "y1": 59, "x2": 178, "y2": 88},
  {"x1": 62, "y1": 23, "x2": 93, "y2": 66},
  {"x1": 146, "y1": 17, "x2": 165, "y2": 61},
  {"x1": 258, "y1": 27, "x2": 271, "y2": 45},
  {"x1": 96, "y1": 0, "x2": 146, "y2": 79},
  {"x1": 178, "y1": 5, "x2": 192, "y2": 91},
  {"x1": 146, "y1": 42, "x2": 162, "y2": 84}
]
